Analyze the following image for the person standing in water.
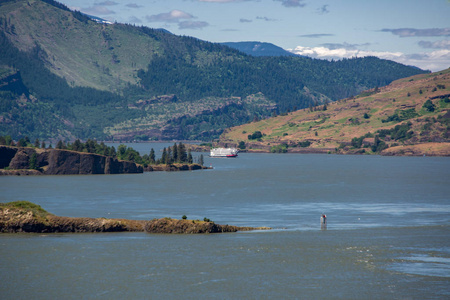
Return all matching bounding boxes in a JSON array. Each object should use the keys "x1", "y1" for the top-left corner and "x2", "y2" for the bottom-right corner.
[{"x1": 321, "y1": 214, "x2": 327, "y2": 229}]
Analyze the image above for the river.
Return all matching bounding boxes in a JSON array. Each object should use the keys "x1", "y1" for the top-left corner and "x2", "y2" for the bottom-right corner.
[{"x1": 1, "y1": 146, "x2": 449, "y2": 299}]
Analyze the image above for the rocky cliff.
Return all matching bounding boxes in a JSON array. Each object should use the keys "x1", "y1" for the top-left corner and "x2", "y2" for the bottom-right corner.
[{"x1": 0, "y1": 146, "x2": 143, "y2": 175}]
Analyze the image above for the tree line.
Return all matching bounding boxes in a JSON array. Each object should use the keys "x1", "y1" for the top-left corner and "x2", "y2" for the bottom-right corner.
[{"x1": 0, "y1": 135, "x2": 203, "y2": 166}]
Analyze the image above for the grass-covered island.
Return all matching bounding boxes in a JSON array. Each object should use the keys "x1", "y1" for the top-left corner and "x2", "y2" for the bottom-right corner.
[{"x1": 0, "y1": 201, "x2": 270, "y2": 234}]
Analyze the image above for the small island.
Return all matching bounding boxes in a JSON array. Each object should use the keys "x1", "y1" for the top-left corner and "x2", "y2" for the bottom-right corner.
[
  {"x1": 0, "y1": 201, "x2": 270, "y2": 234},
  {"x1": 0, "y1": 137, "x2": 209, "y2": 175}
]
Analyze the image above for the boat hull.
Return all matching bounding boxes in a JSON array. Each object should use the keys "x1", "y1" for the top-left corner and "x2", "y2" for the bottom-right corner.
[{"x1": 210, "y1": 148, "x2": 239, "y2": 158}]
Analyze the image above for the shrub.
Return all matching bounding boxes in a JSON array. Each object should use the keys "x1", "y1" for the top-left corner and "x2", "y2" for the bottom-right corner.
[
  {"x1": 298, "y1": 141, "x2": 311, "y2": 148},
  {"x1": 248, "y1": 131, "x2": 263, "y2": 140},
  {"x1": 382, "y1": 109, "x2": 418, "y2": 123},
  {"x1": 351, "y1": 136, "x2": 364, "y2": 148},
  {"x1": 270, "y1": 144, "x2": 288, "y2": 153},
  {"x1": 422, "y1": 99, "x2": 436, "y2": 112}
]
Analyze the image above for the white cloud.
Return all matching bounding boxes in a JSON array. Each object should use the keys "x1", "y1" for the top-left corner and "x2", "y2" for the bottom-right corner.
[
  {"x1": 126, "y1": 3, "x2": 143, "y2": 9},
  {"x1": 419, "y1": 40, "x2": 450, "y2": 50},
  {"x1": 96, "y1": 1, "x2": 118, "y2": 6},
  {"x1": 146, "y1": 10, "x2": 194, "y2": 23},
  {"x1": 256, "y1": 16, "x2": 278, "y2": 22},
  {"x1": 381, "y1": 28, "x2": 450, "y2": 38},
  {"x1": 288, "y1": 45, "x2": 450, "y2": 72},
  {"x1": 299, "y1": 33, "x2": 334, "y2": 38},
  {"x1": 275, "y1": 0, "x2": 306, "y2": 7}
]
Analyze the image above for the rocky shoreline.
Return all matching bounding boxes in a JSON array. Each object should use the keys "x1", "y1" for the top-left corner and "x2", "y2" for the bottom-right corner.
[
  {"x1": 0, "y1": 146, "x2": 209, "y2": 176},
  {"x1": 0, "y1": 201, "x2": 269, "y2": 234}
]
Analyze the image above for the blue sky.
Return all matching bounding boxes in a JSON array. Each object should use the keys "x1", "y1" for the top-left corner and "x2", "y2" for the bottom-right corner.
[{"x1": 58, "y1": 0, "x2": 450, "y2": 71}]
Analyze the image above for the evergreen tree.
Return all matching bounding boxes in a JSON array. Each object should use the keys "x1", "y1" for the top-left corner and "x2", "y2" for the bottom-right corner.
[
  {"x1": 29, "y1": 152, "x2": 37, "y2": 170},
  {"x1": 149, "y1": 148, "x2": 156, "y2": 164},
  {"x1": 73, "y1": 139, "x2": 82, "y2": 152},
  {"x1": 5, "y1": 135, "x2": 12, "y2": 146},
  {"x1": 161, "y1": 147, "x2": 167, "y2": 164},
  {"x1": 117, "y1": 144, "x2": 127, "y2": 159},
  {"x1": 187, "y1": 149, "x2": 193, "y2": 164},
  {"x1": 56, "y1": 140, "x2": 64, "y2": 149},
  {"x1": 167, "y1": 147, "x2": 172, "y2": 163},
  {"x1": 102, "y1": 146, "x2": 109, "y2": 156},
  {"x1": 110, "y1": 146, "x2": 116, "y2": 158},
  {"x1": 34, "y1": 138, "x2": 40, "y2": 148},
  {"x1": 178, "y1": 143, "x2": 187, "y2": 163},
  {"x1": 17, "y1": 138, "x2": 25, "y2": 147},
  {"x1": 199, "y1": 154, "x2": 204, "y2": 166},
  {"x1": 172, "y1": 142, "x2": 179, "y2": 162},
  {"x1": 41, "y1": 141, "x2": 46, "y2": 149}
]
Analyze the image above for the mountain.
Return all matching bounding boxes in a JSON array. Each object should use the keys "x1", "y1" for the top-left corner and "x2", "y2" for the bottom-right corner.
[
  {"x1": 218, "y1": 69, "x2": 450, "y2": 156},
  {"x1": 0, "y1": 0, "x2": 428, "y2": 142},
  {"x1": 220, "y1": 41, "x2": 298, "y2": 57}
]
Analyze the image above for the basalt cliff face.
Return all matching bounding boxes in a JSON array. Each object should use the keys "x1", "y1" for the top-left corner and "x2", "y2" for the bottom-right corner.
[{"x1": 0, "y1": 146, "x2": 143, "y2": 175}]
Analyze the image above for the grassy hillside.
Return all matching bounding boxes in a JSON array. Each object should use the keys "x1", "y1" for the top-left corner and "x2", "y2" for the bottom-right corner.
[
  {"x1": 219, "y1": 69, "x2": 450, "y2": 156},
  {"x1": 0, "y1": 0, "x2": 159, "y2": 91},
  {"x1": 0, "y1": 0, "x2": 428, "y2": 142}
]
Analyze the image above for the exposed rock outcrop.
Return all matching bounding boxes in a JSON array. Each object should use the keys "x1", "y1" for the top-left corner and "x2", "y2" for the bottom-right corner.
[
  {"x1": 144, "y1": 218, "x2": 269, "y2": 234},
  {"x1": 144, "y1": 163, "x2": 208, "y2": 172},
  {"x1": 0, "y1": 146, "x2": 143, "y2": 175},
  {"x1": 0, "y1": 201, "x2": 269, "y2": 234},
  {"x1": 0, "y1": 202, "x2": 146, "y2": 233}
]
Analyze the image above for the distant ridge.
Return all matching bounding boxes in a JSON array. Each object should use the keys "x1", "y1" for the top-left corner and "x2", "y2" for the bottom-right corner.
[{"x1": 221, "y1": 41, "x2": 299, "y2": 57}]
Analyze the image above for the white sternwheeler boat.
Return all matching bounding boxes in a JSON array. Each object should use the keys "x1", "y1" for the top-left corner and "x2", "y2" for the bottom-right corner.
[{"x1": 210, "y1": 147, "x2": 238, "y2": 158}]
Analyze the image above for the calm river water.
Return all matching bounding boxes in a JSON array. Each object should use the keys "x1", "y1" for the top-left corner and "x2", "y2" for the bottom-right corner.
[{"x1": 1, "y1": 145, "x2": 449, "y2": 299}]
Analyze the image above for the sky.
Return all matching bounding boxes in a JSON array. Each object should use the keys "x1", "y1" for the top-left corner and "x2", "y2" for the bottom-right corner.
[{"x1": 58, "y1": 0, "x2": 450, "y2": 72}]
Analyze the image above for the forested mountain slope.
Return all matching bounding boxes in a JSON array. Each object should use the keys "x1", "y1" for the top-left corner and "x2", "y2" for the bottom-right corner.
[{"x1": 0, "y1": 0, "x2": 428, "y2": 142}]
